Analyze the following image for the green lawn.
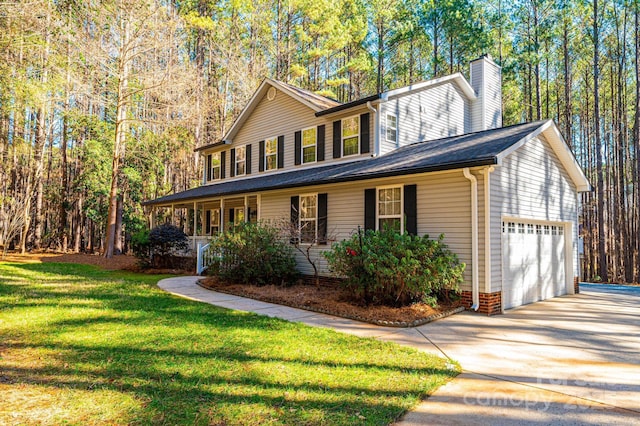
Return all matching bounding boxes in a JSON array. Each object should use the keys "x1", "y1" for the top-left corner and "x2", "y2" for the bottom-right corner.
[{"x1": 0, "y1": 262, "x2": 458, "y2": 425}]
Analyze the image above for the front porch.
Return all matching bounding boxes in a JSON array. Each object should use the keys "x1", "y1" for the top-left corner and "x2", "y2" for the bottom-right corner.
[{"x1": 148, "y1": 194, "x2": 261, "y2": 253}]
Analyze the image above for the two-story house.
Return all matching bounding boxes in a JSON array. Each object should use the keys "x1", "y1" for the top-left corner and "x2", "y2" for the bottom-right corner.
[{"x1": 145, "y1": 55, "x2": 590, "y2": 314}]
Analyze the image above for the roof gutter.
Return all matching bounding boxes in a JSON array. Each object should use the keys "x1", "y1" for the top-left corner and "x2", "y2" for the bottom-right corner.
[{"x1": 463, "y1": 167, "x2": 480, "y2": 311}]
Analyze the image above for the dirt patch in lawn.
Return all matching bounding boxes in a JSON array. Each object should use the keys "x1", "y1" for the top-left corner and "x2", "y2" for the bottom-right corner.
[{"x1": 199, "y1": 277, "x2": 463, "y2": 326}]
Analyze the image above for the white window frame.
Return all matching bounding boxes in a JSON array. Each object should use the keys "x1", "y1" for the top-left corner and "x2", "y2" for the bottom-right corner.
[
  {"x1": 376, "y1": 185, "x2": 403, "y2": 233},
  {"x1": 341, "y1": 115, "x2": 360, "y2": 157},
  {"x1": 301, "y1": 126, "x2": 316, "y2": 164},
  {"x1": 386, "y1": 113, "x2": 397, "y2": 144},
  {"x1": 210, "y1": 152, "x2": 221, "y2": 180},
  {"x1": 235, "y1": 145, "x2": 246, "y2": 176},
  {"x1": 234, "y1": 206, "x2": 245, "y2": 226},
  {"x1": 209, "y1": 208, "x2": 220, "y2": 234},
  {"x1": 299, "y1": 193, "x2": 318, "y2": 244},
  {"x1": 264, "y1": 137, "x2": 277, "y2": 171}
]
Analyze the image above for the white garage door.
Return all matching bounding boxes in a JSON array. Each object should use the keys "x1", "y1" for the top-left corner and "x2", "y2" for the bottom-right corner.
[{"x1": 502, "y1": 220, "x2": 567, "y2": 309}]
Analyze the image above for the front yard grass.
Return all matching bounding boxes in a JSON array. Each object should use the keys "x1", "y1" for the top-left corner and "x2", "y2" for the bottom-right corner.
[{"x1": 0, "y1": 262, "x2": 458, "y2": 425}]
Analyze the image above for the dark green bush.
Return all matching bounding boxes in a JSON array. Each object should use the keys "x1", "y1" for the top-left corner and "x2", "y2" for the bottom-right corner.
[
  {"x1": 324, "y1": 228, "x2": 465, "y2": 307},
  {"x1": 134, "y1": 223, "x2": 189, "y2": 269},
  {"x1": 208, "y1": 221, "x2": 298, "y2": 286}
]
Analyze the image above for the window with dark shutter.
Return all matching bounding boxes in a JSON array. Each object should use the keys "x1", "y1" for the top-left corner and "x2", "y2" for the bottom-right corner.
[
  {"x1": 364, "y1": 188, "x2": 376, "y2": 231},
  {"x1": 318, "y1": 193, "x2": 327, "y2": 244},
  {"x1": 317, "y1": 125, "x2": 325, "y2": 161},
  {"x1": 294, "y1": 131, "x2": 302, "y2": 165},
  {"x1": 333, "y1": 120, "x2": 341, "y2": 158},
  {"x1": 404, "y1": 184, "x2": 417, "y2": 235},
  {"x1": 205, "y1": 210, "x2": 211, "y2": 234},
  {"x1": 207, "y1": 154, "x2": 212, "y2": 181},
  {"x1": 230, "y1": 148, "x2": 236, "y2": 177},
  {"x1": 360, "y1": 112, "x2": 370, "y2": 154},
  {"x1": 277, "y1": 135, "x2": 284, "y2": 168},
  {"x1": 290, "y1": 196, "x2": 299, "y2": 244},
  {"x1": 258, "y1": 140, "x2": 265, "y2": 172},
  {"x1": 246, "y1": 144, "x2": 252, "y2": 174},
  {"x1": 221, "y1": 151, "x2": 226, "y2": 178}
]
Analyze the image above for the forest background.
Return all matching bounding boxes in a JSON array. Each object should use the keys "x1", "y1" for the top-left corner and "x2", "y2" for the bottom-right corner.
[{"x1": 1, "y1": 0, "x2": 638, "y2": 283}]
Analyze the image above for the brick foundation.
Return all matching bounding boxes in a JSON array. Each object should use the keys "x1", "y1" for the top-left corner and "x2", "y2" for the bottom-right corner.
[
  {"x1": 460, "y1": 291, "x2": 502, "y2": 315},
  {"x1": 574, "y1": 276, "x2": 579, "y2": 294},
  {"x1": 300, "y1": 274, "x2": 344, "y2": 286}
]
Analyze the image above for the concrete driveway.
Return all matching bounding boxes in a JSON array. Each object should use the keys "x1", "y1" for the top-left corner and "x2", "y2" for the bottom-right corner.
[
  {"x1": 158, "y1": 279, "x2": 640, "y2": 425},
  {"x1": 396, "y1": 284, "x2": 640, "y2": 425}
]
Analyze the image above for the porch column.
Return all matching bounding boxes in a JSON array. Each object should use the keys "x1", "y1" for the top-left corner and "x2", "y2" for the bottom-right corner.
[
  {"x1": 193, "y1": 201, "x2": 197, "y2": 251},
  {"x1": 220, "y1": 199, "x2": 225, "y2": 233},
  {"x1": 149, "y1": 207, "x2": 155, "y2": 229},
  {"x1": 171, "y1": 204, "x2": 175, "y2": 225},
  {"x1": 257, "y1": 194, "x2": 261, "y2": 222},
  {"x1": 244, "y1": 195, "x2": 248, "y2": 223}
]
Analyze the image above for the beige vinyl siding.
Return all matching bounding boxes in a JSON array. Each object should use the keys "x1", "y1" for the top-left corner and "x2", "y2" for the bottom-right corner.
[
  {"x1": 490, "y1": 135, "x2": 579, "y2": 293},
  {"x1": 379, "y1": 82, "x2": 471, "y2": 155},
  {"x1": 200, "y1": 89, "x2": 375, "y2": 183},
  {"x1": 258, "y1": 172, "x2": 474, "y2": 288}
]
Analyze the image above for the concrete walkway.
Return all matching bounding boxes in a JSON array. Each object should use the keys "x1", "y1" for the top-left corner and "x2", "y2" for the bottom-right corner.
[{"x1": 158, "y1": 277, "x2": 640, "y2": 425}]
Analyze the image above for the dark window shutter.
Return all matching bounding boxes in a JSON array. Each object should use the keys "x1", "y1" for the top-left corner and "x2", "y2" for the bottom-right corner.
[
  {"x1": 206, "y1": 154, "x2": 212, "y2": 181},
  {"x1": 364, "y1": 188, "x2": 376, "y2": 231},
  {"x1": 246, "y1": 144, "x2": 252, "y2": 174},
  {"x1": 228, "y1": 208, "x2": 234, "y2": 225},
  {"x1": 290, "y1": 196, "x2": 299, "y2": 244},
  {"x1": 230, "y1": 148, "x2": 236, "y2": 177},
  {"x1": 221, "y1": 151, "x2": 226, "y2": 178},
  {"x1": 317, "y1": 125, "x2": 325, "y2": 161},
  {"x1": 294, "y1": 131, "x2": 302, "y2": 165},
  {"x1": 318, "y1": 193, "x2": 328, "y2": 245},
  {"x1": 277, "y1": 135, "x2": 285, "y2": 168},
  {"x1": 205, "y1": 210, "x2": 211, "y2": 233},
  {"x1": 258, "y1": 140, "x2": 265, "y2": 172},
  {"x1": 333, "y1": 120, "x2": 341, "y2": 158},
  {"x1": 404, "y1": 184, "x2": 417, "y2": 235},
  {"x1": 360, "y1": 112, "x2": 370, "y2": 154}
]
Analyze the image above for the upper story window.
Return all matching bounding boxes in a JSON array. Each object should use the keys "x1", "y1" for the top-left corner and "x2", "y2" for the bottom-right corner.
[
  {"x1": 386, "y1": 113, "x2": 397, "y2": 143},
  {"x1": 236, "y1": 145, "x2": 246, "y2": 176},
  {"x1": 378, "y1": 186, "x2": 402, "y2": 232},
  {"x1": 342, "y1": 116, "x2": 359, "y2": 156},
  {"x1": 265, "y1": 137, "x2": 278, "y2": 171},
  {"x1": 210, "y1": 152, "x2": 221, "y2": 180},
  {"x1": 302, "y1": 127, "x2": 316, "y2": 164}
]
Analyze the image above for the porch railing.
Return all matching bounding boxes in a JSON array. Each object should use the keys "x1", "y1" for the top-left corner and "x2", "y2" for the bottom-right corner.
[{"x1": 196, "y1": 242, "x2": 217, "y2": 275}]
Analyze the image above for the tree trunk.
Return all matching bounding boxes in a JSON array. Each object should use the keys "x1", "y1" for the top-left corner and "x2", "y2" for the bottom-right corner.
[
  {"x1": 104, "y1": 12, "x2": 131, "y2": 258},
  {"x1": 593, "y1": 0, "x2": 607, "y2": 281}
]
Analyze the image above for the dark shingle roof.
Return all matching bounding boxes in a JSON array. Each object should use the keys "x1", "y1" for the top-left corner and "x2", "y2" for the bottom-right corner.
[
  {"x1": 277, "y1": 81, "x2": 341, "y2": 110},
  {"x1": 145, "y1": 121, "x2": 546, "y2": 206}
]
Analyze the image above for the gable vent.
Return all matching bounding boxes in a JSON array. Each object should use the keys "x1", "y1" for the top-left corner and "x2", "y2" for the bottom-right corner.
[{"x1": 267, "y1": 87, "x2": 276, "y2": 101}]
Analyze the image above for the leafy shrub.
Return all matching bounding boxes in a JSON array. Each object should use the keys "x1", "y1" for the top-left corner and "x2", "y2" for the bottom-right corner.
[
  {"x1": 131, "y1": 229, "x2": 151, "y2": 267},
  {"x1": 208, "y1": 221, "x2": 298, "y2": 285},
  {"x1": 134, "y1": 223, "x2": 189, "y2": 268},
  {"x1": 324, "y1": 228, "x2": 465, "y2": 307}
]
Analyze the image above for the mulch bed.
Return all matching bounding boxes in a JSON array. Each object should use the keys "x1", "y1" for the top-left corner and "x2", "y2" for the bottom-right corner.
[{"x1": 199, "y1": 277, "x2": 464, "y2": 327}]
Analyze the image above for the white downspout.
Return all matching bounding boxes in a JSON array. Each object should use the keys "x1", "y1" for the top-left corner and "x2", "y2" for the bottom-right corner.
[
  {"x1": 481, "y1": 166, "x2": 495, "y2": 293},
  {"x1": 366, "y1": 101, "x2": 378, "y2": 157},
  {"x1": 463, "y1": 168, "x2": 479, "y2": 311}
]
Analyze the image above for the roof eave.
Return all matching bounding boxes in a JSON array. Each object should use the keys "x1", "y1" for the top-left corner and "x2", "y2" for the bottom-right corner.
[
  {"x1": 315, "y1": 94, "x2": 382, "y2": 117},
  {"x1": 143, "y1": 158, "x2": 498, "y2": 207},
  {"x1": 194, "y1": 140, "x2": 230, "y2": 153}
]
